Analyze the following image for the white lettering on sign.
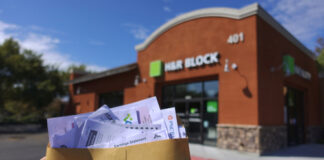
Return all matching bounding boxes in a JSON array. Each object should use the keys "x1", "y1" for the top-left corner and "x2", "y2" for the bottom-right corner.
[
  {"x1": 227, "y1": 32, "x2": 244, "y2": 44},
  {"x1": 165, "y1": 52, "x2": 219, "y2": 72},
  {"x1": 185, "y1": 52, "x2": 219, "y2": 68},
  {"x1": 294, "y1": 66, "x2": 311, "y2": 80},
  {"x1": 165, "y1": 60, "x2": 183, "y2": 72}
]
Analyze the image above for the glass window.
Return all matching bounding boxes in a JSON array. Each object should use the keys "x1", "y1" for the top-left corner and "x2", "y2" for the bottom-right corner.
[
  {"x1": 187, "y1": 82, "x2": 203, "y2": 98},
  {"x1": 204, "y1": 80, "x2": 219, "y2": 98},
  {"x1": 175, "y1": 84, "x2": 187, "y2": 98},
  {"x1": 163, "y1": 85, "x2": 174, "y2": 101},
  {"x1": 162, "y1": 101, "x2": 173, "y2": 109},
  {"x1": 99, "y1": 91, "x2": 123, "y2": 108},
  {"x1": 188, "y1": 101, "x2": 201, "y2": 116},
  {"x1": 175, "y1": 82, "x2": 202, "y2": 98},
  {"x1": 174, "y1": 102, "x2": 186, "y2": 117}
]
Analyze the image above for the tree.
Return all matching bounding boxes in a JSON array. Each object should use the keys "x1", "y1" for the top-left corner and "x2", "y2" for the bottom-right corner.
[
  {"x1": 60, "y1": 64, "x2": 89, "y2": 82},
  {"x1": 67, "y1": 64, "x2": 87, "y2": 73},
  {"x1": 316, "y1": 38, "x2": 324, "y2": 72},
  {"x1": 0, "y1": 38, "x2": 66, "y2": 123}
]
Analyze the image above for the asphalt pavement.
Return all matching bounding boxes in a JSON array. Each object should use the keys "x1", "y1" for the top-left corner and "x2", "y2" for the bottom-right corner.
[{"x1": 0, "y1": 132, "x2": 48, "y2": 160}]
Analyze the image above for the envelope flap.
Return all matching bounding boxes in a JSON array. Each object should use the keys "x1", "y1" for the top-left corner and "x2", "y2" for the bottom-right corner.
[
  {"x1": 46, "y1": 139, "x2": 190, "y2": 160},
  {"x1": 125, "y1": 138, "x2": 190, "y2": 160},
  {"x1": 46, "y1": 146, "x2": 126, "y2": 160}
]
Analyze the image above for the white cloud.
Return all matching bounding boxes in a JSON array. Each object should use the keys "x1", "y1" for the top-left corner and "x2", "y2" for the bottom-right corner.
[
  {"x1": 0, "y1": 20, "x2": 18, "y2": 44},
  {"x1": 20, "y1": 33, "x2": 60, "y2": 52},
  {"x1": 0, "y1": 20, "x2": 107, "y2": 72},
  {"x1": 163, "y1": 6, "x2": 171, "y2": 12},
  {"x1": 262, "y1": 0, "x2": 324, "y2": 51},
  {"x1": 123, "y1": 23, "x2": 149, "y2": 40}
]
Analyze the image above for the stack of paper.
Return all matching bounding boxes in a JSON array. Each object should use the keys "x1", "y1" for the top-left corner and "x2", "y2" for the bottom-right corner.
[{"x1": 47, "y1": 97, "x2": 187, "y2": 149}]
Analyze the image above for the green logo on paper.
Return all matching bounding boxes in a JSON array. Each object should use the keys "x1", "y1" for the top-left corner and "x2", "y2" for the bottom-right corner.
[
  {"x1": 283, "y1": 55, "x2": 295, "y2": 75},
  {"x1": 207, "y1": 101, "x2": 218, "y2": 113},
  {"x1": 150, "y1": 60, "x2": 163, "y2": 77},
  {"x1": 123, "y1": 113, "x2": 133, "y2": 124}
]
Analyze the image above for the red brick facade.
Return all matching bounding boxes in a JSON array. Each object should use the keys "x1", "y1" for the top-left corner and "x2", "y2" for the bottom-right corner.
[
  {"x1": 67, "y1": 4, "x2": 323, "y2": 152},
  {"x1": 68, "y1": 15, "x2": 321, "y2": 126}
]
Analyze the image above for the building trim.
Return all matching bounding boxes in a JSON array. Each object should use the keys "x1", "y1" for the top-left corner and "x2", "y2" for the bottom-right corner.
[
  {"x1": 217, "y1": 124, "x2": 287, "y2": 128},
  {"x1": 67, "y1": 63, "x2": 138, "y2": 84},
  {"x1": 135, "y1": 3, "x2": 316, "y2": 60}
]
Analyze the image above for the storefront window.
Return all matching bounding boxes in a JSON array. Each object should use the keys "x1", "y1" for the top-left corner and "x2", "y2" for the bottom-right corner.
[
  {"x1": 163, "y1": 80, "x2": 217, "y2": 100},
  {"x1": 175, "y1": 82, "x2": 202, "y2": 98},
  {"x1": 204, "y1": 80, "x2": 219, "y2": 98},
  {"x1": 99, "y1": 91, "x2": 123, "y2": 108},
  {"x1": 163, "y1": 85, "x2": 174, "y2": 101}
]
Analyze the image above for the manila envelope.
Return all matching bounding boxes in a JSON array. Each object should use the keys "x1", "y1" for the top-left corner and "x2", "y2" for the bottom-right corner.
[{"x1": 46, "y1": 138, "x2": 190, "y2": 160}]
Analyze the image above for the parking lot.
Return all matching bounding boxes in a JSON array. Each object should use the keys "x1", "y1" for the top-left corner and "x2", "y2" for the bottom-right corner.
[{"x1": 0, "y1": 132, "x2": 48, "y2": 160}]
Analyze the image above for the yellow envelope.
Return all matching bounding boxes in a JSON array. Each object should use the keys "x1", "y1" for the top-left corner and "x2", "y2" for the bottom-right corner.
[{"x1": 46, "y1": 138, "x2": 190, "y2": 160}]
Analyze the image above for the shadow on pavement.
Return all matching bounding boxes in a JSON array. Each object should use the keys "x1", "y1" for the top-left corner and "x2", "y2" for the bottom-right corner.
[{"x1": 262, "y1": 144, "x2": 324, "y2": 158}]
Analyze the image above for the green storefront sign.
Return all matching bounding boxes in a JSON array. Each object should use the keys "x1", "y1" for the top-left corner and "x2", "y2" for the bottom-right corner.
[
  {"x1": 150, "y1": 60, "x2": 163, "y2": 77},
  {"x1": 207, "y1": 101, "x2": 218, "y2": 113},
  {"x1": 282, "y1": 55, "x2": 311, "y2": 80},
  {"x1": 283, "y1": 55, "x2": 295, "y2": 75}
]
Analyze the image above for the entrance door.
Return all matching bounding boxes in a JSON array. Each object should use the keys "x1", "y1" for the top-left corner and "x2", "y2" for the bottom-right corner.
[
  {"x1": 203, "y1": 100, "x2": 218, "y2": 145},
  {"x1": 284, "y1": 87, "x2": 305, "y2": 146},
  {"x1": 174, "y1": 100, "x2": 203, "y2": 143},
  {"x1": 162, "y1": 80, "x2": 219, "y2": 145}
]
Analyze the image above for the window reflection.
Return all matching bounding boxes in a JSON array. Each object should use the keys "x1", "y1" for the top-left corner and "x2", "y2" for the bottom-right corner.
[
  {"x1": 204, "y1": 80, "x2": 219, "y2": 98},
  {"x1": 174, "y1": 82, "x2": 202, "y2": 98},
  {"x1": 175, "y1": 84, "x2": 187, "y2": 98},
  {"x1": 99, "y1": 91, "x2": 123, "y2": 108},
  {"x1": 163, "y1": 80, "x2": 218, "y2": 100},
  {"x1": 187, "y1": 82, "x2": 202, "y2": 98}
]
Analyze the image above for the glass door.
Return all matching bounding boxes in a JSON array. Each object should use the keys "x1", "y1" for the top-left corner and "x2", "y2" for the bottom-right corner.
[
  {"x1": 174, "y1": 100, "x2": 203, "y2": 143},
  {"x1": 203, "y1": 100, "x2": 218, "y2": 145},
  {"x1": 174, "y1": 102, "x2": 188, "y2": 127},
  {"x1": 187, "y1": 101, "x2": 202, "y2": 143},
  {"x1": 285, "y1": 87, "x2": 305, "y2": 146},
  {"x1": 162, "y1": 80, "x2": 219, "y2": 145}
]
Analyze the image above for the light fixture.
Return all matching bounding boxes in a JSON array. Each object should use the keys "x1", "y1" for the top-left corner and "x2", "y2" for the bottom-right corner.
[
  {"x1": 134, "y1": 75, "x2": 140, "y2": 86},
  {"x1": 231, "y1": 63, "x2": 238, "y2": 70},
  {"x1": 224, "y1": 59, "x2": 230, "y2": 72}
]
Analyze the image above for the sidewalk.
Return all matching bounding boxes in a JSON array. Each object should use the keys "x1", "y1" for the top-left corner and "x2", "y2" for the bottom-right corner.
[{"x1": 189, "y1": 143, "x2": 324, "y2": 160}]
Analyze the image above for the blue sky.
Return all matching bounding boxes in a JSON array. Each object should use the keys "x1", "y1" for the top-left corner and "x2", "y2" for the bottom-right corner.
[{"x1": 0, "y1": 0, "x2": 323, "y2": 71}]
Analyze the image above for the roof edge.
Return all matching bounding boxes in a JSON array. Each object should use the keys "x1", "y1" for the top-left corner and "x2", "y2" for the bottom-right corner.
[
  {"x1": 67, "y1": 63, "x2": 138, "y2": 85},
  {"x1": 256, "y1": 4, "x2": 316, "y2": 60},
  {"x1": 135, "y1": 3, "x2": 316, "y2": 60},
  {"x1": 135, "y1": 3, "x2": 259, "y2": 52}
]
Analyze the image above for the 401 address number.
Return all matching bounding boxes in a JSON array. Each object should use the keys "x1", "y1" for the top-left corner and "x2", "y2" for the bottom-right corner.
[{"x1": 227, "y1": 32, "x2": 244, "y2": 44}]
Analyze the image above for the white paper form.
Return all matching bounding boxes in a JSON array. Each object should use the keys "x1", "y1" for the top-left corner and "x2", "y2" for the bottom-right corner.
[
  {"x1": 162, "y1": 108, "x2": 179, "y2": 139},
  {"x1": 47, "y1": 112, "x2": 91, "y2": 148},
  {"x1": 77, "y1": 119, "x2": 143, "y2": 148},
  {"x1": 111, "y1": 97, "x2": 167, "y2": 132},
  {"x1": 178, "y1": 126, "x2": 187, "y2": 138},
  {"x1": 88, "y1": 105, "x2": 119, "y2": 122},
  {"x1": 48, "y1": 97, "x2": 172, "y2": 149},
  {"x1": 88, "y1": 125, "x2": 169, "y2": 148}
]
